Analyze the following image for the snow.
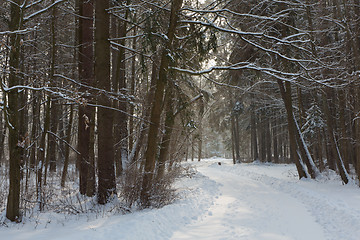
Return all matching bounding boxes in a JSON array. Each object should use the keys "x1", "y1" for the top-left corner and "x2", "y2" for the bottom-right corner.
[{"x1": 2, "y1": 158, "x2": 360, "y2": 240}]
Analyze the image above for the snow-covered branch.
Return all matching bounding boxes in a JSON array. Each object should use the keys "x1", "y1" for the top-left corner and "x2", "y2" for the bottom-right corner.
[
  {"x1": 171, "y1": 63, "x2": 301, "y2": 78},
  {"x1": 24, "y1": 0, "x2": 67, "y2": 22},
  {"x1": 181, "y1": 7, "x2": 282, "y2": 21}
]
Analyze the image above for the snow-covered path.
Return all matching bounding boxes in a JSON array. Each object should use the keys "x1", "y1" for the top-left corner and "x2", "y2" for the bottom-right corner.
[
  {"x1": 172, "y1": 160, "x2": 326, "y2": 240},
  {"x1": 2, "y1": 158, "x2": 360, "y2": 240}
]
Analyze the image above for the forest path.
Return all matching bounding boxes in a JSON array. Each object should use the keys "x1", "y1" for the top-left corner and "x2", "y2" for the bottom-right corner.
[
  {"x1": 171, "y1": 159, "x2": 326, "y2": 240},
  {"x1": 3, "y1": 159, "x2": 360, "y2": 240}
]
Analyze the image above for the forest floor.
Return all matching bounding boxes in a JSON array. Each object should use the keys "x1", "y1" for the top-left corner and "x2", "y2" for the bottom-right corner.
[{"x1": 1, "y1": 158, "x2": 360, "y2": 240}]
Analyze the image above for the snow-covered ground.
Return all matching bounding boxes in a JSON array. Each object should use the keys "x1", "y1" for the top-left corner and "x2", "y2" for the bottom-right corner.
[{"x1": 1, "y1": 158, "x2": 360, "y2": 240}]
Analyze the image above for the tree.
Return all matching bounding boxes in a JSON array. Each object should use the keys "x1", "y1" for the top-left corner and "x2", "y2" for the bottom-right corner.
[
  {"x1": 140, "y1": 0, "x2": 184, "y2": 207},
  {"x1": 5, "y1": 0, "x2": 23, "y2": 222},
  {"x1": 78, "y1": 0, "x2": 95, "y2": 196},
  {"x1": 95, "y1": 0, "x2": 116, "y2": 204},
  {"x1": 46, "y1": 0, "x2": 59, "y2": 174},
  {"x1": 113, "y1": 0, "x2": 129, "y2": 177}
]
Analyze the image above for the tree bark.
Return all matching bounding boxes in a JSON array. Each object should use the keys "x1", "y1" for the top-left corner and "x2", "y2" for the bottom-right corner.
[
  {"x1": 95, "y1": 0, "x2": 116, "y2": 204},
  {"x1": 29, "y1": 91, "x2": 40, "y2": 169},
  {"x1": 259, "y1": 114, "x2": 266, "y2": 162},
  {"x1": 198, "y1": 118, "x2": 203, "y2": 162},
  {"x1": 323, "y1": 88, "x2": 350, "y2": 184},
  {"x1": 234, "y1": 115, "x2": 241, "y2": 163},
  {"x1": 78, "y1": 0, "x2": 94, "y2": 196},
  {"x1": 265, "y1": 116, "x2": 272, "y2": 162},
  {"x1": 37, "y1": 98, "x2": 51, "y2": 211},
  {"x1": 251, "y1": 106, "x2": 258, "y2": 161},
  {"x1": 316, "y1": 128, "x2": 324, "y2": 171},
  {"x1": 128, "y1": 53, "x2": 158, "y2": 164},
  {"x1": 356, "y1": 86, "x2": 360, "y2": 184},
  {"x1": 156, "y1": 89, "x2": 175, "y2": 180},
  {"x1": 338, "y1": 90, "x2": 350, "y2": 171},
  {"x1": 277, "y1": 80, "x2": 307, "y2": 179},
  {"x1": 273, "y1": 117, "x2": 279, "y2": 163},
  {"x1": 86, "y1": 108, "x2": 96, "y2": 197},
  {"x1": 0, "y1": 110, "x2": 3, "y2": 165},
  {"x1": 351, "y1": 0, "x2": 360, "y2": 184},
  {"x1": 61, "y1": 105, "x2": 74, "y2": 188},
  {"x1": 47, "y1": 1, "x2": 58, "y2": 173},
  {"x1": 294, "y1": 115, "x2": 319, "y2": 179},
  {"x1": 191, "y1": 134, "x2": 195, "y2": 161},
  {"x1": 6, "y1": 0, "x2": 23, "y2": 222},
  {"x1": 128, "y1": 19, "x2": 137, "y2": 153},
  {"x1": 280, "y1": 82, "x2": 319, "y2": 178},
  {"x1": 114, "y1": 17, "x2": 128, "y2": 177},
  {"x1": 62, "y1": 5, "x2": 79, "y2": 188},
  {"x1": 47, "y1": 99, "x2": 58, "y2": 173},
  {"x1": 231, "y1": 117, "x2": 236, "y2": 164}
]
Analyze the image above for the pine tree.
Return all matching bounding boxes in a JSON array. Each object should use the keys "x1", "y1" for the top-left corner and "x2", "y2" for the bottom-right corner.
[
  {"x1": 6, "y1": 0, "x2": 23, "y2": 222},
  {"x1": 95, "y1": 0, "x2": 116, "y2": 204}
]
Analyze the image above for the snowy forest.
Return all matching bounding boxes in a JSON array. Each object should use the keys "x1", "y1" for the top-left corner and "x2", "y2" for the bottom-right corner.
[{"x1": 1, "y1": 0, "x2": 360, "y2": 238}]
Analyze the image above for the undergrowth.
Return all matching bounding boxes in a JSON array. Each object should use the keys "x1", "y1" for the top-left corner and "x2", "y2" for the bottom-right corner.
[{"x1": 0, "y1": 162, "x2": 197, "y2": 227}]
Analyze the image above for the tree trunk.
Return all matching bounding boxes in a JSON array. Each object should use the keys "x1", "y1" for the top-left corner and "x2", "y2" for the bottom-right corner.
[
  {"x1": 128, "y1": 53, "x2": 158, "y2": 164},
  {"x1": 47, "y1": 99, "x2": 58, "y2": 173},
  {"x1": 273, "y1": 117, "x2": 279, "y2": 163},
  {"x1": 297, "y1": 87, "x2": 305, "y2": 128},
  {"x1": 78, "y1": 0, "x2": 94, "y2": 195},
  {"x1": 6, "y1": 0, "x2": 23, "y2": 222},
  {"x1": 140, "y1": 0, "x2": 183, "y2": 207},
  {"x1": 62, "y1": 6, "x2": 79, "y2": 188},
  {"x1": 251, "y1": 107, "x2": 258, "y2": 161},
  {"x1": 351, "y1": 0, "x2": 360, "y2": 184},
  {"x1": 278, "y1": 125, "x2": 283, "y2": 162},
  {"x1": 231, "y1": 119, "x2": 236, "y2": 164},
  {"x1": 356, "y1": 86, "x2": 360, "y2": 184},
  {"x1": 18, "y1": 87, "x2": 27, "y2": 181},
  {"x1": 230, "y1": 95, "x2": 240, "y2": 163},
  {"x1": 198, "y1": 119, "x2": 202, "y2": 162},
  {"x1": 294, "y1": 115, "x2": 319, "y2": 179},
  {"x1": 0, "y1": 95, "x2": 5, "y2": 164},
  {"x1": 317, "y1": 128, "x2": 324, "y2": 171},
  {"x1": 265, "y1": 117, "x2": 272, "y2": 162},
  {"x1": 61, "y1": 105, "x2": 74, "y2": 188},
  {"x1": 95, "y1": 0, "x2": 116, "y2": 204},
  {"x1": 277, "y1": 80, "x2": 307, "y2": 179},
  {"x1": 128, "y1": 19, "x2": 137, "y2": 153},
  {"x1": 37, "y1": 98, "x2": 51, "y2": 211},
  {"x1": 156, "y1": 89, "x2": 175, "y2": 180},
  {"x1": 29, "y1": 91, "x2": 40, "y2": 169},
  {"x1": 279, "y1": 82, "x2": 319, "y2": 178},
  {"x1": 114, "y1": 2, "x2": 129, "y2": 176},
  {"x1": 323, "y1": 88, "x2": 350, "y2": 184},
  {"x1": 338, "y1": 90, "x2": 350, "y2": 171},
  {"x1": 57, "y1": 104, "x2": 65, "y2": 163},
  {"x1": 259, "y1": 114, "x2": 266, "y2": 162},
  {"x1": 235, "y1": 115, "x2": 241, "y2": 162},
  {"x1": 185, "y1": 139, "x2": 189, "y2": 161},
  {"x1": 47, "y1": 1, "x2": 58, "y2": 173},
  {"x1": 86, "y1": 108, "x2": 96, "y2": 197},
  {"x1": 191, "y1": 134, "x2": 195, "y2": 161}
]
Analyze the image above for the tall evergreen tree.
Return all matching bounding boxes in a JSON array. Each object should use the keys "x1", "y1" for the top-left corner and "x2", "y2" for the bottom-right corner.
[
  {"x1": 78, "y1": 0, "x2": 95, "y2": 196},
  {"x1": 140, "y1": 0, "x2": 184, "y2": 207},
  {"x1": 95, "y1": 0, "x2": 116, "y2": 204},
  {"x1": 6, "y1": 0, "x2": 23, "y2": 222}
]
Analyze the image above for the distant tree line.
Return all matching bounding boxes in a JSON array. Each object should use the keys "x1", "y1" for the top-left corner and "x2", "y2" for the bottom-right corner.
[{"x1": 208, "y1": 1, "x2": 360, "y2": 184}]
